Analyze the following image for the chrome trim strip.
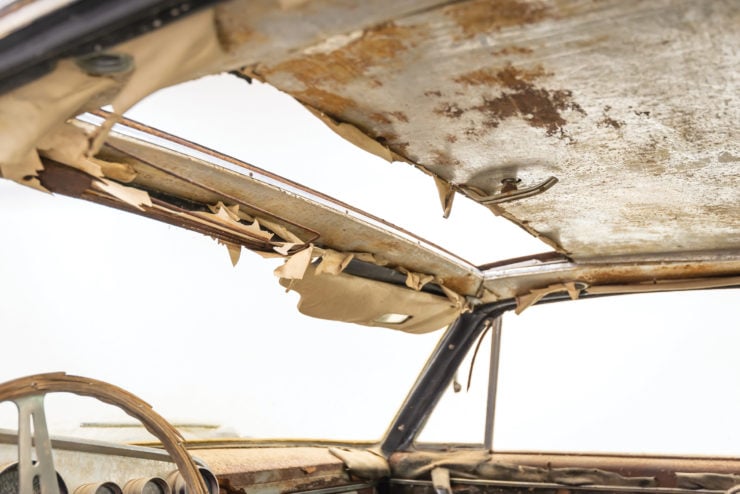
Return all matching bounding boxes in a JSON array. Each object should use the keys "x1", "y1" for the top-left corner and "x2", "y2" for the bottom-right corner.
[{"x1": 75, "y1": 113, "x2": 479, "y2": 274}]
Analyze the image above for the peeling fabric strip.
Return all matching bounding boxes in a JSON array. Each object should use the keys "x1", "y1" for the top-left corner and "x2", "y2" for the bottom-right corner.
[
  {"x1": 315, "y1": 249, "x2": 355, "y2": 275},
  {"x1": 91, "y1": 178, "x2": 152, "y2": 211},
  {"x1": 328, "y1": 446, "x2": 390, "y2": 480},
  {"x1": 401, "y1": 268, "x2": 435, "y2": 291},
  {"x1": 434, "y1": 176, "x2": 455, "y2": 219},
  {"x1": 273, "y1": 245, "x2": 314, "y2": 279},
  {"x1": 435, "y1": 279, "x2": 469, "y2": 311},
  {"x1": 0, "y1": 151, "x2": 48, "y2": 193},
  {"x1": 91, "y1": 10, "x2": 225, "y2": 153},
  {"x1": 305, "y1": 106, "x2": 396, "y2": 163},
  {"x1": 676, "y1": 473, "x2": 740, "y2": 490},
  {"x1": 391, "y1": 451, "x2": 656, "y2": 487},
  {"x1": 194, "y1": 202, "x2": 273, "y2": 242},
  {"x1": 218, "y1": 240, "x2": 242, "y2": 266},
  {"x1": 515, "y1": 281, "x2": 585, "y2": 314}
]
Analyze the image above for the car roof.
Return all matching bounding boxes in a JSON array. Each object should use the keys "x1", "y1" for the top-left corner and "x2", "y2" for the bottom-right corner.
[
  {"x1": 0, "y1": 0, "x2": 738, "y2": 332},
  {"x1": 225, "y1": 0, "x2": 738, "y2": 261}
]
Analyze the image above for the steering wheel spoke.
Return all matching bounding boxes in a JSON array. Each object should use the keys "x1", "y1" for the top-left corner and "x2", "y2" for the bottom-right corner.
[{"x1": 14, "y1": 394, "x2": 60, "y2": 494}]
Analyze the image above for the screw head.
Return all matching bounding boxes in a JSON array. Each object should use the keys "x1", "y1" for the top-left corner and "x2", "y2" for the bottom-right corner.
[{"x1": 76, "y1": 52, "x2": 133, "y2": 76}]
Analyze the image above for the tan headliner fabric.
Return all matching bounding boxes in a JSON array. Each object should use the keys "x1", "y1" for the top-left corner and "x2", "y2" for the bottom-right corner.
[{"x1": 280, "y1": 264, "x2": 459, "y2": 334}]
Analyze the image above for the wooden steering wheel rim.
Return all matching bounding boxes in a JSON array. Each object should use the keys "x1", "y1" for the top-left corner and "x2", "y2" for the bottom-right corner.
[{"x1": 0, "y1": 372, "x2": 208, "y2": 494}]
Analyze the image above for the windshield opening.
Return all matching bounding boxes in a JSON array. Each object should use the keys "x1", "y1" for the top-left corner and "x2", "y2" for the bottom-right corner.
[
  {"x1": 123, "y1": 73, "x2": 550, "y2": 265},
  {"x1": 417, "y1": 289, "x2": 740, "y2": 456},
  {"x1": 0, "y1": 180, "x2": 441, "y2": 441}
]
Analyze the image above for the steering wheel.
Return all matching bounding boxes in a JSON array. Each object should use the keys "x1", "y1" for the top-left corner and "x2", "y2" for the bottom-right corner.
[{"x1": 0, "y1": 373, "x2": 208, "y2": 494}]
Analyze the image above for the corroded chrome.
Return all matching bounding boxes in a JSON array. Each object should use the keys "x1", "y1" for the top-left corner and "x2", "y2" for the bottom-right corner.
[
  {"x1": 123, "y1": 477, "x2": 170, "y2": 494},
  {"x1": 167, "y1": 468, "x2": 219, "y2": 494},
  {"x1": 75, "y1": 482, "x2": 123, "y2": 494},
  {"x1": 460, "y1": 177, "x2": 558, "y2": 205}
]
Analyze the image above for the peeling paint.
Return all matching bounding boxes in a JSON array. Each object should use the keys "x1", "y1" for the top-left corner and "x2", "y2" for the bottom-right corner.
[
  {"x1": 302, "y1": 30, "x2": 364, "y2": 56},
  {"x1": 451, "y1": 65, "x2": 585, "y2": 138},
  {"x1": 292, "y1": 88, "x2": 357, "y2": 115},
  {"x1": 264, "y1": 22, "x2": 421, "y2": 88},
  {"x1": 443, "y1": 0, "x2": 550, "y2": 40},
  {"x1": 598, "y1": 106, "x2": 624, "y2": 130},
  {"x1": 434, "y1": 103, "x2": 464, "y2": 119}
]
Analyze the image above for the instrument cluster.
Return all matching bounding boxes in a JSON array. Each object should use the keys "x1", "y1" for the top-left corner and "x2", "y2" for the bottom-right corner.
[{"x1": 0, "y1": 430, "x2": 219, "y2": 494}]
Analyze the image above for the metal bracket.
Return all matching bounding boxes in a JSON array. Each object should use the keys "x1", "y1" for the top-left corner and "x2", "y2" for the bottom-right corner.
[{"x1": 461, "y1": 176, "x2": 558, "y2": 205}]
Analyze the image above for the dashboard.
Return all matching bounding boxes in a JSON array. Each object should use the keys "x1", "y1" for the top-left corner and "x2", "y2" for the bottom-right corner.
[
  {"x1": 0, "y1": 374, "x2": 375, "y2": 494},
  {"x1": 0, "y1": 429, "x2": 219, "y2": 494}
]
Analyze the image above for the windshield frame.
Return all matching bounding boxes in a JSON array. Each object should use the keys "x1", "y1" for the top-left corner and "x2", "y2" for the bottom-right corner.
[{"x1": 381, "y1": 286, "x2": 740, "y2": 456}]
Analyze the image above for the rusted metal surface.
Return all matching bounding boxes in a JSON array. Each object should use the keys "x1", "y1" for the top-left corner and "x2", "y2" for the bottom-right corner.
[
  {"x1": 480, "y1": 255, "x2": 740, "y2": 301},
  {"x1": 192, "y1": 447, "x2": 360, "y2": 494},
  {"x1": 214, "y1": 1, "x2": 459, "y2": 67},
  {"x1": 236, "y1": 0, "x2": 739, "y2": 261},
  {"x1": 389, "y1": 481, "x2": 716, "y2": 494},
  {"x1": 0, "y1": 0, "x2": 737, "y2": 322},
  {"x1": 390, "y1": 451, "x2": 740, "y2": 489}
]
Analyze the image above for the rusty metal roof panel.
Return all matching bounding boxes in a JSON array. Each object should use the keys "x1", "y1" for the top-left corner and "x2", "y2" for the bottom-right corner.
[
  {"x1": 240, "y1": 0, "x2": 739, "y2": 261},
  {"x1": 0, "y1": 0, "x2": 737, "y2": 326}
]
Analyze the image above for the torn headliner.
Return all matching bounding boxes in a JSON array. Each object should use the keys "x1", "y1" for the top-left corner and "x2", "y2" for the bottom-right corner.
[
  {"x1": 75, "y1": 114, "x2": 483, "y2": 297},
  {"x1": 0, "y1": 0, "x2": 738, "y2": 331},
  {"x1": 230, "y1": 0, "x2": 739, "y2": 261}
]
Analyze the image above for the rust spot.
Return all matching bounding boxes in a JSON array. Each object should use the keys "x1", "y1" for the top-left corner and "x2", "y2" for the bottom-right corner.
[
  {"x1": 292, "y1": 89, "x2": 356, "y2": 116},
  {"x1": 214, "y1": 4, "x2": 268, "y2": 49},
  {"x1": 264, "y1": 22, "x2": 420, "y2": 88},
  {"x1": 370, "y1": 112, "x2": 393, "y2": 125},
  {"x1": 394, "y1": 141, "x2": 410, "y2": 157},
  {"x1": 376, "y1": 132, "x2": 410, "y2": 159},
  {"x1": 446, "y1": 134, "x2": 458, "y2": 143},
  {"x1": 435, "y1": 102, "x2": 464, "y2": 119},
  {"x1": 431, "y1": 149, "x2": 461, "y2": 168},
  {"x1": 475, "y1": 87, "x2": 574, "y2": 137},
  {"x1": 491, "y1": 45, "x2": 535, "y2": 56},
  {"x1": 464, "y1": 126, "x2": 484, "y2": 138},
  {"x1": 390, "y1": 111, "x2": 409, "y2": 123},
  {"x1": 598, "y1": 105, "x2": 624, "y2": 129},
  {"x1": 445, "y1": 0, "x2": 549, "y2": 40},
  {"x1": 464, "y1": 65, "x2": 585, "y2": 137},
  {"x1": 454, "y1": 65, "x2": 547, "y2": 87},
  {"x1": 218, "y1": 478, "x2": 247, "y2": 494},
  {"x1": 441, "y1": 274, "x2": 481, "y2": 295},
  {"x1": 599, "y1": 116, "x2": 623, "y2": 129}
]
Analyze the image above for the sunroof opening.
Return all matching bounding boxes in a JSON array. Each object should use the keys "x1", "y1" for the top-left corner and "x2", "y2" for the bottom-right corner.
[{"x1": 123, "y1": 73, "x2": 551, "y2": 266}]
